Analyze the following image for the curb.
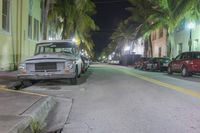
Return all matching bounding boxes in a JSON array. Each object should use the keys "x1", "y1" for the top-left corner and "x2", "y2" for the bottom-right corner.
[{"x1": 8, "y1": 96, "x2": 56, "y2": 133}]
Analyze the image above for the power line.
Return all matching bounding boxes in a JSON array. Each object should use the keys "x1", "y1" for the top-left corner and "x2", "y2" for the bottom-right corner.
[{"x1": 94, "y1": 0, "x2": 128, "y2": 4}]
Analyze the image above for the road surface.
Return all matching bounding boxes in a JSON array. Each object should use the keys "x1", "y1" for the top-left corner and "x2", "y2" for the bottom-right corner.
[{"x1": 25, "y1": 64, "x2": 200, "y2": 133}]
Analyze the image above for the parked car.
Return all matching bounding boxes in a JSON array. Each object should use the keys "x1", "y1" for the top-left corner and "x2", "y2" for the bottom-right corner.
[
  {"x1": 151, "y1": 57, "x2": 171, "y2": 72},
  {"x1": 17, "y1": 40, "x2": 82, "y2": 85},
  {"x1": 168, "y1": 51, "x2": 200, "y2": 77},
  {"x1": 141, "y1": 58, "x2": 152, "y2": 70},
  {"x1": 81, "y1": 55, "x2": 90, "y2": 73},
  {"x1": 134, "y1": 57, "x2": 150, "y2": 69},
  {"x1": 145, "y1": 58, "x2": 154, "y2": 70}
]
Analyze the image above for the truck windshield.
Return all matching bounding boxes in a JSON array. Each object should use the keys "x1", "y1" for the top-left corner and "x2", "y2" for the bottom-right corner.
[{"x1": 35, "y1": 42, "x2": 78, "y2": 55}]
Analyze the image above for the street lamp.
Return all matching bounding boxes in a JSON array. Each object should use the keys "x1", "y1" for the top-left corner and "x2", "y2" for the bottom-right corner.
[{"x1": 187, "y1": 22, "x2": 195, "y2": 51}]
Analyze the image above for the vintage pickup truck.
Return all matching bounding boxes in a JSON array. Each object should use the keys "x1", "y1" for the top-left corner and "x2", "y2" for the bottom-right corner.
[{"x1": 17, "y1": 40, "x2": 82, "y2": 85}]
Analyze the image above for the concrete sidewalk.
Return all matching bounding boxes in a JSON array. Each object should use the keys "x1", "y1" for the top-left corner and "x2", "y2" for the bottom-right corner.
[{"x1": 0, "y1": 88, "x2": 55, "y2": 133}]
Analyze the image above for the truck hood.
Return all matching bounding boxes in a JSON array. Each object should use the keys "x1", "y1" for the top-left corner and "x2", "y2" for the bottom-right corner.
[{"x1": 25, "y1": 53, "x2": 76, "y2": 62}]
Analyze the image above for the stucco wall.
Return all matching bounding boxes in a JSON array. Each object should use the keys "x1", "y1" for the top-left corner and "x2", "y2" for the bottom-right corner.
[
  {"x1": 174, "y1": 23, "x2": 200, "y2": 57},
  {"x1": 0, "y1": 0, "x2": 41, "y2": 70},
  {"x1": 151, "y1": 28, "x2": 167, "y2": 57}
]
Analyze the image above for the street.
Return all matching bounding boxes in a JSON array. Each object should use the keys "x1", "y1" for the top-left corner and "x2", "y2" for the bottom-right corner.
[{"x1": 24, "y1": 64, "x2": 200, "y2": 133}]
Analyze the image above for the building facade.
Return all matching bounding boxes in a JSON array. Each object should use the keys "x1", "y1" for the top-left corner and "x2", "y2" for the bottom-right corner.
[
  {"x1": 0, "y1": 0, "x2": 41, "y2": 71},
  {"x1": 151, "y1": 28, "x2": 167, "y2": 57},
  {"x1": 174, "y1": 21, "x2": 200, "y2": 57}
]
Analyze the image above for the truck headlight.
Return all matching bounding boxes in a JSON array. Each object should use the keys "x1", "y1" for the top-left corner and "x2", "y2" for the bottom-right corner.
[
  {"x1": 18, "y1": 63, "x2": 26, "y2": 73},
  {"x1": 65, "y1": 61, "x2": 75, "y2": 70}
]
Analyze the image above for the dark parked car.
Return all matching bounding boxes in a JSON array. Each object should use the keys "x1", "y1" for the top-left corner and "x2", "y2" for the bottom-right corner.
[
  {"x1": 151, "y1": 57, "x2": 171, "y2": 72},
  {"x1": 168, "y1": 51, "x2": 200, "y2": 77},
  {"x1": 81, "y1": 55, "x2": 90, "y2": 73}
]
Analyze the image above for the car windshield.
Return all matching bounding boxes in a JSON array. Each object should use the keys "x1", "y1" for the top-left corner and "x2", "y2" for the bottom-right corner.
[{"x1": 35, "y1": 42, "x2": 78, "y2": 55}]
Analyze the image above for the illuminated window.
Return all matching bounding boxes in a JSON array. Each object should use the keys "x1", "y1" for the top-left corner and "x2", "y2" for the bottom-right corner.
[{"x1": 2, "y1": 0, "x2": 10, "y2": 32}]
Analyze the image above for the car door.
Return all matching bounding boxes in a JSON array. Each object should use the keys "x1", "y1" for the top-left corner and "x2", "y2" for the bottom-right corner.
[
  {"x1": 171, "y1": 53, "x2": 183, "y2": 71},
  {"x1": 176, "y1": 53, "x2": 188, "y2": 71}
]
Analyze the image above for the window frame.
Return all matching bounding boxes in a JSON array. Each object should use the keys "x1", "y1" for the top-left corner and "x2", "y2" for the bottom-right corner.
[{"x1": 2, "y1": 0, "x2": 11, "y2": 32}]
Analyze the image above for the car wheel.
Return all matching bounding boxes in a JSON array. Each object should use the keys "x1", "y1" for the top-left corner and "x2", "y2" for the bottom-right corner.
[
  {"x1": 181, "y1": 66, "x2": 189, "y2": 77},
  {"x1": 167, "y1": 66, "x2": 173, "y2": 75},
  {"x1": 70, "y1": 67, "x2": 78, "y2": 85}
]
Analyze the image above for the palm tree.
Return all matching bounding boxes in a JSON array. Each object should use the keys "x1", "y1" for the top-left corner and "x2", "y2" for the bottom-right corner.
[
  {"x1": 48, "y1": 0, "x2": 98, "y2": 55},
  {"x1": 125, "y1": 0, "x2": 158, "y2": 57},
  {"x1": 41, "y1": 0, "x2": 50, "y2": 40},
  {"x1": 135, "y1": 0, "x2": 196, "y2": 57}
]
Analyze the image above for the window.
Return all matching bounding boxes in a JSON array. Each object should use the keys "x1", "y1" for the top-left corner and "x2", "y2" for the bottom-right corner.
[
  {"x1": 158, "y1": 47, "x2": 162, "y2": 57},
  {"x1": 152, "y1": 32, "x2": 156, "y2": 40},
  {"x1": 178, "y1": 43, "x2": 183, "y2": 54},
  {"x1": 159, "y1": 28, "x2": 163, "y2": 38},
  {"x1": 180, "y1": 53, "x2": 187, "y2": 60},
  {"x1": 175, "y1": 54, "x2": 182, "y2": 60},
  {"x1": 2, "y1": 0, "x2": 10, "y2": 32},
  {"x1": 28, "y1": 0, "x2": 33, "y2": 39},
  {"x1": 194, "y1": 39, "x2": 199, "y2": 51},
  {"x1": 28, "y1": 15, "x2": 32, "y2": 39},
  {"x1": 34, "y1": 19, "x2": 39, "y2": 40}
]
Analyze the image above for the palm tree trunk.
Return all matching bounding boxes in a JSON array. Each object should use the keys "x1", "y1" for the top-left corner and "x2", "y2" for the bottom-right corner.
[
  {"x1": 148, "y1": 35, "x2": 153, "y2": 57},
  {"x1": 167, "y1": 31, "x2": 175, "y2": 58},
  {"x1": 62, "y1": 16, "x2": 67, "y2": 39},
  {"x1": 42, "y1": 0, "x2": 49, "y2": 40}
]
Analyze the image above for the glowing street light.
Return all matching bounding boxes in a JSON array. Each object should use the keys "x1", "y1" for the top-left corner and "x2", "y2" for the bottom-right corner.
[
  {"x1": 187, "y1": 21, "x2": 195, "y2": 51},
  {"x1": 187, "y1": 22, "x2": 195, "y2": 29}
]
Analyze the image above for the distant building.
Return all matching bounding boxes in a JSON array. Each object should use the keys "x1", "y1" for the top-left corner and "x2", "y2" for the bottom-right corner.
[
  {"x1": 0, "y1": 0, "x2": 41, "y2": 70},
  {"x1": 151, "y1": 28, "x2": 167, "y2": 57}
]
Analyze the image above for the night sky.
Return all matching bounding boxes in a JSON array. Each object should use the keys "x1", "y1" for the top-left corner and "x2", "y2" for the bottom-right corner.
[{"x1": 93, "y1": 0, "x2": 131, "y2": 56}]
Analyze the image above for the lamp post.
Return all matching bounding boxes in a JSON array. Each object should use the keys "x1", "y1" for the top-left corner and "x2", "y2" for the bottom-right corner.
[{"x1": 187, "y1": 22, "x2": 195, "y2": 52}]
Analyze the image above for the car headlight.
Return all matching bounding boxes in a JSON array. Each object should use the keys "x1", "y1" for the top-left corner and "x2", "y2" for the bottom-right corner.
[{"x1": 65, "y1": 61, "x2": 75, "y2": 70}]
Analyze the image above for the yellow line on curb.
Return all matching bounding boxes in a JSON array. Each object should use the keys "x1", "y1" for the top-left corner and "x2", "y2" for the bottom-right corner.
[
  {"x1": 114, "y1": 67, "x2": 200, "y2": 99},
  {"x1": 0, "y1": 87, "x2": 48, "y2": 97}
]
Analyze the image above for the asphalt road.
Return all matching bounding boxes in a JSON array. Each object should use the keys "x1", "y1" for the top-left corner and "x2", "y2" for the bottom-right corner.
[{"x1": 25, "y1": 64, "x2": 200, "y2": 133}]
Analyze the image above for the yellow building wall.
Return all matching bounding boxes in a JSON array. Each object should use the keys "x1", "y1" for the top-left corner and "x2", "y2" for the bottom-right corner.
[{"x1": 0, "y1": 0, "x2": 41, "y2": 71}]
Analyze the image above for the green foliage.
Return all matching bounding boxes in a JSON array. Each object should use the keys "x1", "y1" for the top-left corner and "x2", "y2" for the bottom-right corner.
[
  {"x1": 30, "y1": 120, "x2": 43, "y2": 133},
  {"x1": 48, "y1": 0, "x2": 99, "y2": 56}
]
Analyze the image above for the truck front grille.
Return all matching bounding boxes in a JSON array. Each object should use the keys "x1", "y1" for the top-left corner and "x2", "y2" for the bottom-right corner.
[{"x1": 35, "y1": 62, "x2": 57, "y2": 71}]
